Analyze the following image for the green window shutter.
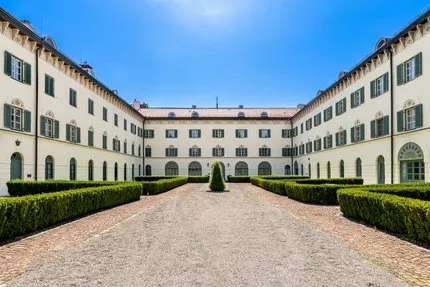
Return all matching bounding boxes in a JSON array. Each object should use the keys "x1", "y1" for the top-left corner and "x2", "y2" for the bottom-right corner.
[
  {"x1": 24, "y1": 110, "x2": 31, "y2": 132},
  {"x1": 66, "y1": 124, "x2": 71, "y2": 141},
  {"x1": 198, "y1": 130, "x2": 201, "y2": 137},
  {"x1": 397, "y1": 63, "x2": 404, "y2": 85},
  {"x1": 350, "y1": 127, "x2": 355, "y2": 143},
  {"x1": 383, "y1": 116, "x2": 389, "y2": 136},
  {"x1": 77, "y1": 127, "x2": 81, "y2": 143},
  {"x1": 415, "y1": 104, "x2": 423, "y2": 128},
  {"x1": 360, "y1": 87, "x2": 365, "y2": 104},
  {"x1": 397, "y1": 111, "x2": 404, "y2": 132},
  {"x1": 54, "y1": 120, "x2": 59, "y2": 138},
  {"x1": 350, "y1": 93, "x2": 355, "y2": 108},
  {"x1": 23, "y1": 63, "x2": 31, "y2": 85},
  {"x1": 189, "y1": 130, "x2": 192, "y2": 137},
  {"x1": 360, "y1": 124, "x2": 365, "y2": 141},
  {"x1": 370, "y1": 80, "x2": 376, "y2": 98},
  {"x1": 335, "y1": 133, "x2": 339, "y2": 146},
  {"x1": 4, "y1": 104, "x2": 11, "y2": 128},
  {"x1": 370, "y1": 120, "x2": 376, "y2": 138},
  {"x1": 44, "y1": 75, "x2": 49, "y2": 94},
  {"x1": 383, "y1": 73, "x2": 389, "y2": 92},
  {"x1": 323, "y1": 137, "x2": 327, "y2": 149},
  {"x1": 343, "y1": 130, "x2": 347, "y2": 144},
  {"x1": 415, "y1": 52, "x2": 422, "y2": 77},
  {"x1": 343, "y1": 98, "x2": 347, "y2": 112},
  {"x1": 51, "y1": 78, "x2": 55, "y2": 96},
  {"x1": 40, "y1": 116, "x2": 46, "y2": 136},
  {"x1": 4, "y1": 51, "x2": 11, "y2": 76}
]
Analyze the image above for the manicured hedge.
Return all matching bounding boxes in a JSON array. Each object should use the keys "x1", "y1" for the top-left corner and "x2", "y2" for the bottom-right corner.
[
  {"x1": 363, "y1": 185, "x2": 430, "y2": 200},
  {"x1": 209, "y1": 162, "x2": 226, "y2": 192},
  {"x1": 227, "y1": 176, "x2": 250, "y2": 183},
  {"x1": 338, "y1": 188, "x2": 430, "y2": 244},
  {"x1": 285, "y1": 182, "x2": 360, "y2": 205},
  {"x1": 134, "y1": 176, "x2": 175, "y2": 182},
  {"x1": 0, "y1": 183, "x2": 142, "y2": 241},
  {"x1": 295, "y1": 178, "x2": 364, "y2": 185},
  {"x1": 188, "y1": 176, "x2": 210, "y2": 183},
  {"x1": 250, "y1": 177, "x2": 287, "y2": 195},
  {"x1": 141, "y1": 177, "x2": 188, "y2": 195},
  {"x1": 7, "y1": 180, "x2": 117, "y2": 196},
  {"x1": 258, "y1": 176, "x2": 309, "y2": 181}
]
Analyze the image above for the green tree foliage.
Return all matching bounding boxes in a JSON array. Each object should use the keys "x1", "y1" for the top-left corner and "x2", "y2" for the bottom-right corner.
[{"x1": 209, "y1": 162, "x2": 226, "y2": 192}]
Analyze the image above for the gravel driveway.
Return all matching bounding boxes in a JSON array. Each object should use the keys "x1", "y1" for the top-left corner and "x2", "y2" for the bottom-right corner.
[{"x1": 9, "y1": 183, "x2": 407, "y2": 287}]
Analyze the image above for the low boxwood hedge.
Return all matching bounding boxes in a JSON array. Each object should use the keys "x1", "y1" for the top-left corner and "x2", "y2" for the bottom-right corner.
[
  {"x1": 141, "y1": 177, "x2": 188, "y2": 195},
  {"x1": 7, "y1": 180, "x2": 118, "y2": 196},
  {"x1": 258, "y1": 176, "x2": 309, "y2": 181},
  {"x1": 188, "y1": 176, "x2": 210, "y2": 183},
  {"x1": 338, "y1": 188, "x2": 430, "y2": 244},
  {"x1": 0, "y1": 183, "x2": 142, "y2": 241},
  {"x1": 362, "y1": 185, "x2": 430, "y2": 200},
  {"x1": 227, "y1": 176, "x2": 250, "y2": 183},
  {"x1": 285, "y1": 182, "x2": 360, "y2": 205},
  {"x1": 295, "y1": 178, "x2": 364, "y2": 185},
  {"x1": 250, "y1": 177, "x2": 287, "y2": 195},
  {"x1": 134, "y1": 176, "x2": 175, "y2": 182}
]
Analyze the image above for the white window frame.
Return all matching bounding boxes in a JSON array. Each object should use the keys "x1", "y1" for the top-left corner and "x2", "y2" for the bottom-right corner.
[
  {"x1": 375, "y1": 76, "x2": 384, "y2": 96},
  {"x1": 189, "y1": 129, "x2": 200, "y2": 138},
  {"x1": 236, "y1": 129, "x2": 247, "y2": 138},
  {"x1": 213, "y1": 129, "x2": 224, "y2": 138},
  {"x1": 11, "y1": 106, "x2": 23, "y2": 131},
  {"x1": 236, "y1": 147, "x2": 248, "y2": 157},
  {"x1": 189, "y1": 147, "x2": 201, "y2": 157},
  {"x1": 259, "y1": 147, "x2": 271, "y2": 157},
  {"x1": 260, "y1": 129, "x2": 270, "y2": 138},
  {"x1": 11, "y1": 55, "x2": 23, "y2": 82},
  {"x1": 166, "y1": 147, "x2": 178, "y2": 157},
  {"x1": 405, "y1": 58, "x2": 416, "y2": 82},
  {"x1": 45, "y1": 117, "x2": 54, "y2": 138},
  {"x1": 70, "y1": 125, "x2": 78, "y2": 143},
  {"x1": 404, "y1": 107, "x2": 416, "y2": 131},
  {"x1": 166, "y1": 129, "x2": 177, "y2": 138},
  {"x1": 213, "y1": 147, "x2": 224, "y2": 157}
]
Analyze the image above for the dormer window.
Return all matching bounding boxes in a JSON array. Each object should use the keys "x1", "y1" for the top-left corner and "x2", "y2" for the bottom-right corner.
[
  {"x1": 191, "y1": 111, "x2": 199, "y2": 118},
  {"x1": 260, "y1": 112, "x2": 268, "y2": 118},
  {"x1": 238, "y1": 112, "x2": 245, "y2": 118},
  {"x1": 168, "y1": 112, "x2": 176, "y2": 118}
]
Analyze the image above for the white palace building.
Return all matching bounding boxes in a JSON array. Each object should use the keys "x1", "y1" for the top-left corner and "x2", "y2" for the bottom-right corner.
[{"x1": 1, "y1": 7, "x2": 430, "y2": 192}]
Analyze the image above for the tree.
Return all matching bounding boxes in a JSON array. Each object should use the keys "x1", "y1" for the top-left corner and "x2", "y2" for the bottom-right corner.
[{"x1": 209, "y1": 161, "x2": 225, "y2": 192}]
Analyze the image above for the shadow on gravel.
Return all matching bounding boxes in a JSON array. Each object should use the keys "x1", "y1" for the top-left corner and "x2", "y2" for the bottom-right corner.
[{"x1": 205, "y1": 190, "x2": 230, "y2": 193}]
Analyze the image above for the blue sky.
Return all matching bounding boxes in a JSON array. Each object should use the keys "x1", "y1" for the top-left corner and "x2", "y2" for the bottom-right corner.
[{"x1": 2, "y1": 1, "x2": 429, "y2": 107}]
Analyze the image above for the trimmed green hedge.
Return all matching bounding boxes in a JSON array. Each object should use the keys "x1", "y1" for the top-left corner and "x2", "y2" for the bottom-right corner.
[
  {"x1": 338, "y1": 188, "x2": 430, "y2": 244},
  {"x1": 363, "y1": 185, "x2": 430, "y2": 200},
  {"x1": 0, "y1": 183, "x2": 142, "y2": 241},
  {"x1": 7, "y1": 180, "x2": 117, "y2": 196},
  {"x1": 134, "y1": 176, "x2": 175, "y2": 182},
  {"x1": 258, "y1": 176, "x2": 309, "y2": 181},
  {"x1": 188, "y1": 176, "x2": 210, "y2": 183},
  {"x1": 209, "y1": 162, "x2": 226, "y2": 192},
  {"x1": 285, "y1": 182, "x2": 360, "y2": 205},
  {"x1": 141, "y1": 177, "x2": 188, "y2": 195},
  {"x1": 251, "y1": 177, "x2": 287, "y2": 195},
  {"x1": 227, "y1": 176, "x2": 250, "y2": 183},
  {"x1": 295, "y1": 178, "x2": 364, "y2": 185}
]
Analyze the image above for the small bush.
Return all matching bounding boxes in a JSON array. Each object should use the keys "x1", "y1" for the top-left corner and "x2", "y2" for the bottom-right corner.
[
  {"x1": 188, "y1": 176, "x2": 210, "y2": 183},
  {"x1": 0, "y1": 183, "x2": 141, "y2": 241},
  {"x1": 7, "y1": 180, "x2": 117, "y2": 196},
  {"x1": 285, "y1": 182, "x2": 360, "y2": 205},
  {"x1": 141, "y1": 177, "x2": 188, "y2": 195},
  {"x1": 295, "y1": 178, "x2": 363, "y2": 185},
  {"x1": 209, "y1": 162, "x2": 226, "y2": 192},
  {"x1": 227, "y1": 176, "x2": 250, "y2": 183},
  {"x1": 338, "y1": 188, "x2": 430, "y2": 244},
  {"x1": 134, "y1": 176, "x2": 175, "y2": 182}
]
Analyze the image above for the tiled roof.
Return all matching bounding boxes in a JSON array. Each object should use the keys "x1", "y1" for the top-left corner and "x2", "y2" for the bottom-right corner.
[{"x1": 139, "y1": 107, "x2": 299, "y2": 119}]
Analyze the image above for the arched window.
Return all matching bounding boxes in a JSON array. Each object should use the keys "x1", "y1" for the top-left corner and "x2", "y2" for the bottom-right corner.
[
  {"x1": 327, "y1": 161, "x2": 331, "y2": 179},
  {"x1": 258, "y1": 161, "x2": 272, "y2": 176},
  {"x1": 145, "y1": 165, "x2": 152, "y2": 176},
  {"x1": 188, "y1": 161, "x2": 202, "y2": 176},
  {"x1": 124, "y1": 163, "x2": 127, "y2": 181},
  {"x1": 235, "y1": 161, "x2": 248, "y2": 176},
  {"x1": 103, "y1": 161, "x2": 108, "y2": 181},
  {"x1": 284, "y1": 164, "x2": 291, "y2": 175},
  {"x1": 377, "y1": 156, "x2": 385, "y2": 184},
  {"x1": 88, "y1": 160, "x2": 94, "y2": 181},
  {"x1": 10, "y1": 152, "x2": 23, "y2": 180},
  {"x1": 339, "y1": 160, "x2": 345, "y2": 178},
  {"x1": 317, "y1": 163, "x2": 320, "y2": 178},
  {"x1": 293, "y1": 161, "x2": 299, "y2": 175},
  {"x1": 132, "y1": 164, "x2": 135, "y2": 180},
  {"x1": 399, "y1": 142, "x2": 425, "y2": 182},
  {"x1": 300, "y1": 164, "x2": 304, "y2": 176},
  {"x1": 138, "y1": 164, "x2": 142, "y2": 176},
  {"x1": 165, "y1": 161, "x2": 179, "y2": 176},
  {"x1": 355, "y1": 158, "x2": 362, "y2": 177},
  {"x1": 114, "y1": 162, "x2": 118, "y2": 181},
  {"x1": 70, "y1": 158, "x2": 77, "y2": 180},
  {"x1": 45, "y1": 155, "x2": 54, "y2": 180},
  {"x1": 308, "y1": 163, "x2": 311, "y2": 178}
]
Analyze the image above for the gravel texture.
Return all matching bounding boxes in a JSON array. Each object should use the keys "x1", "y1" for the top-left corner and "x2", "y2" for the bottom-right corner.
[{"x1": 9, "y1": 183, "x2": 407, "y2": 287}]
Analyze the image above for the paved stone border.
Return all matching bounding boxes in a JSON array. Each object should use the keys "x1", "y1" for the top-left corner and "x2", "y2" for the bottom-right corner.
[{"x1": 241, "y1": 183, "x2": 430, "y2": 287}]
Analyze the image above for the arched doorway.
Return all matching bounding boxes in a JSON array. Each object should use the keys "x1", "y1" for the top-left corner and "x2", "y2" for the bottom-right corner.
[
  {"x1": 258, "y1": 161, "x2": 272, "y2": 176},
  {"x1": 70, "y1": 158, "x2": 77, "y2": 180},
  {"x1": 284, "y1": 164, "x2": 291, "y2": 175},
  {"x1": 45, "y1": 155, "x2": 54, "y2": 180},
  {"x1": 377, "y1": 156, "x2": 385, "y2": 184},
  {"x1": 235, "y1": 161, "x2": 248, "y2": 176},
  {"x1": 145, "y1": 165, "x2": 152, "y2": 176},
  {"x1": 188, "y1": 161, "x2": 202, "y2": 176},
  {"x1": 165, "y1": 161, "x2": 179, "y2": 176},
  {"x1": 399, "y1": 142, "x2": 425, "y2": 182},
  {"x1": 10, "y1": 152, "x2": 23, "y2": 180}
]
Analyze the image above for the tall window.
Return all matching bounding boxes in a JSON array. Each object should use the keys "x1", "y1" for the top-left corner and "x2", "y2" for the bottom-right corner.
[
  {"x1": 88, "y1": 99, "x2": 94, "y2": 115},
  {"x1": 10, "y1": 54, "x2": 23, "y2": 81},
  {"x1": 258, "y1": 162, "x2": 272, "y2": 176},
  {"x1": 236, "y1": 129, "x2": 247, "y2": 138},
  {"x1": 69, "y1": 88, "x2": 77, "y2": 107},
  {"x1": 5, "y1": 51, "x2": 31, "y2": 84},
  {"x1": 259, "y1": 129, "x2": 271, "y2": 138},
  {"x1": 10, "y1": 152, "x2": 23, "y2": 180},
  {"x1": 259, "y1": 147, "x2": 271, "y2": 157},
  {"x1": 336, "y1": 130, "x2": 347, "y2": 146},
  {"x1": 103, "y1": 107, "x2": 108, "y2": 121},
  {"x1": 114, "y1": 162, "x2": 118, "y2": 181},
  {"x1": 323, "y1": 106, "x2": 333, "y2": 122},
  {"x1": 399, "y1": 142, "x2": 425, "y2": 183},
  {"x1": 45, "y1": 74, "x2": 55, "y2": 96},
  {"x1": 45, "y1": 156, "x2": 54, "y2": 180},
  {"x1": 189, "y1": 129, "x2": 201, "y2": 138},
  {"x1": 88, "y1": 128, "x2": 94, "y2": 147},
  {"x1": 314, "y1": 113, "x2": 322, "y2": 127},
  {"x1": 188, "y1": 161, "x2": 202, "y2": 176},
  {"x1": 212, "y1": 146, "x2": 224, "y2": 157},
  {"x1": 70, "y1": 158, "x2": 77, "y2": 180},
  {"x1": 293, "y1": 161, "x2": 298, "y2": 175},
  {"x1": 323, "y1": 135, "x2": 333, "y2": 149},
  {"x1": 370, "y1": 73, "x2": 389, "y2": 98},
  {"x1": 165, "y1": 161, "x2": 179, "y2": 176},
  {"x1": 398, "y1": 104, "x2": 423, "y2": 132},
  {"x1": 189, "y1": 146, "x2": 201, "y2": 157},
  {"x1": 284, "y1": 165, "x2": 291, "y2": 175},
  {"x1": 317, "y1": 163, "x2": 320, "y2": 178},
  {"x1": 145, "y1": 165, "x2": 152, "y2": 176},
  {"x1": 235, "y1": 162, "x2": 249, "y2": 176},
  {"x1": 335, "y1": 98, "x2": 347, "y2": 116},
  {"x1": 166, "y1": 129, "x2": 178, "y2": 138},
  {"x1": 397, "y1": 53, "x2": 422, "y2": 85},
  {"x1": 166, "y1": 146, "x2": 178, "y2": 157},
  {"x1": 350, "y1": 87, "x2": 365, "y2": 108},
  {"x1": 145, "y1": 146, "x2": 152, "y2": 157},
  {"x1": 371, "y1": 115, "x2": 389, "y2": 138},
  {"x1": 236, "y1": 147, "x2": 248, "y2": 157},
  {"x1": 66, "y1": 124, "x2": 80, "y2": 143},
  {"x1": 103, "y1": 161, "x2": 107, "y2": 181},
  {"x1": 339, "y1": 160, "x2": 345, "y2": 178},
  {"x1": 88, "y1": 160, "x2": 94, "y2": 181},
  {"x1": 212, "y1": 129, "x2": 224, "y2": 138},
  {"x1": 327, "y1": 162, "x2": 331, "y2": 179},
  {"x1": 351, "y1": 123, "x2": 365, "y2": 143},
  {"x1": 124, "y1": 163, "x2": 127, "y2": 181},
  {"x1": 377, "y1": 156, "x2": 385, "y2": 184},
  {"x1": 355, "y1": 158, "x2": 362, "y2": 177},
  {"x1": 114, "y1": 114, "x2": 118, "y2": 126}
]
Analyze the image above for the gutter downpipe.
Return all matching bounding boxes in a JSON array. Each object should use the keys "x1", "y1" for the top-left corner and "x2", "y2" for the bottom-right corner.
[
  {"x1": 289, "y1": 119, "x2": 294, "y2": 174},
  {"x1": 142, "y1": 118, "x2": 145, "y2": 175},
  {"x1": 34, "y1": 47, "x2": 40, "y2": 180},
  {"x1": 389, "y1": 49, "x2": 395, "y2": 184}
]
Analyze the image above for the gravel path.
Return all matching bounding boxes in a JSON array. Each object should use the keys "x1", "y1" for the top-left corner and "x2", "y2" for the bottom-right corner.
[{"x1": 9, "y1": 183, "x2": 407, "y2": 287}]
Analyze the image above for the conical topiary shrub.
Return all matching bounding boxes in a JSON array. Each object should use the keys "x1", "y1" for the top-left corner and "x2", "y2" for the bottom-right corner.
[{"x1": 209, "y1": 161, "x2": 226, "y2": 192}]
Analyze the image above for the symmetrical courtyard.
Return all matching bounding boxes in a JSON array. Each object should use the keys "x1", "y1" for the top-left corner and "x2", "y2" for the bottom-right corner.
[{"x1": 1, "y1": 183, "x2": 429, "y2": 287}]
